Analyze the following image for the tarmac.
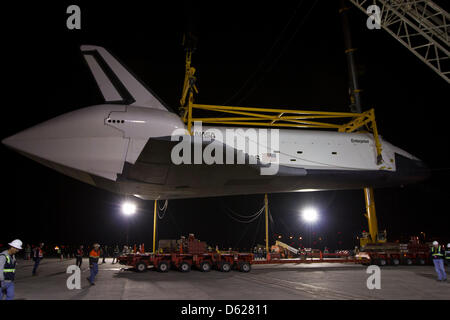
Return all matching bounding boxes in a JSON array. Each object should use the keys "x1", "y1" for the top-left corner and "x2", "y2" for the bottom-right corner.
[{"x1": 8, "y1": 258, "x2": 450, "y2": 300}]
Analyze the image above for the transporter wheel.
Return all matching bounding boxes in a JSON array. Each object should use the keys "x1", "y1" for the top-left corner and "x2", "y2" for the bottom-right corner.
[
  {"x1": 157, "y1": 261, "x2": 170, "y2": 272},
  {"x1": 391, "y1": 258, "x2": 400, "y2": 266},
  {"x1": 239, "y1": 262, "x2": 251, "y2": 273},
  {"x1": 401, "y1": 258, "x2": 413, "y2": 265},
  {"x1": 200, "y1": 261, "x2": 212, "y2": 272},
  {"x1": 135, "y1": 261, "x2": 147, "y2": 272},
  {"x1": 219, "y1": 262, "x2": 231, "y2": 272},
  {"x1": 375, "y1": 259, "x2": 386, "y2": 266},
  {"x1": 179, "y1": 261, "x2": 191, "y2": 273},
  {"x1": 418, "y1": 259, "x2": 425, "y2": 265}
]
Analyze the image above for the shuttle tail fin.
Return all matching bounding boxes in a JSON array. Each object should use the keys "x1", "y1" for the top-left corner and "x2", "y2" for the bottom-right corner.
[{"x1": 80, "y1": 45, "x2": 171, "y2": 112}]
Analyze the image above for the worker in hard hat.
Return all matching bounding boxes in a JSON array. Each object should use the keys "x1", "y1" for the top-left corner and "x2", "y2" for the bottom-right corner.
[
  {"x1": 0, "y1": 239, "x2": 22, "y2": 300},
  {"x1": 445, "y1": 243, "x2": 450, "y2": 267},
  {"x1": 32, "y1": 243, "x2": 44, "y2": 276},
  {"x1": 431, "y1": 241, "x2": 447, "y2": 282},
  {"x1": 87, "y1": 243, "x2": 101, "y2": 285}
]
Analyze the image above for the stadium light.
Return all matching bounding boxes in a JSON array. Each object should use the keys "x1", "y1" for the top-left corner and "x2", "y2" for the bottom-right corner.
[
  {"x1": 122, "y1": 202, "x2": 136, "y2": 216},
  {"x1": 302, "y1": 208, "x2": 318, "y2": 222}
]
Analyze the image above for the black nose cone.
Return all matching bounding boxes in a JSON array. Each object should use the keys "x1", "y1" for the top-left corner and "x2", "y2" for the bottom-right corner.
[{"x1": 394, "y1": 153, "x2": 430, "y2": 184}]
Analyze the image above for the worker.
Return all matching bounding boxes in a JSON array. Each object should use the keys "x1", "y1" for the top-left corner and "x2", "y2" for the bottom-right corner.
[
  {"x1": 112, "y1": 245, "x2": 120, "y2": 264},
  {"x1": 101, "y1": 245, "x2": 107, "y2": 264},
  {"x1": 431, "y1": 241, "x2": 447, "y2": 282},
  {"x1": 88, "y1": 243, "x2": 101, "y2": 285},
  {"x1": 32, "y1": 243, "x2": 44, "y2": 276},
  {"x1": 257, "y1": 247, "x2": 263, "y2": 260},
  {"x1": 57, "y1": 246, "x2": 62, "y2": 261},
  {"x1": 76, "y1": 245, "x2": 84, "y2": 268},
  {"x1": 445, "y1": 243, "x2": 450, "y2": 267},
  {"x1": 24, "y1": 244, "x2": 31, "y2": 260},
  {"x1": 0, "y1": 239, "x2": 22, "y2": 300}
]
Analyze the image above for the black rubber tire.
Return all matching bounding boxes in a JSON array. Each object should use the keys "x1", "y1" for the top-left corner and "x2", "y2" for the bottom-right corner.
[
  {"x1": 219, "y1": 262, "x2": 231, "y2": 272},
  {"x1": 200, "y1": 261, "x2": 212, "y2": 272},
  {"x1": 179, "y1": 261, "x2": 191, "y2": 273},
  {"x1": 391, "y1": 258, "x2": 400, "y2": 266},
  {"x1": 157, "y1": 261, "x2": 170, "y2": 272},
  {"x1": 374, "y1": 259, "x2": 386, "y2": 266},
  {"x1": 239, "y1": 262, "x2": 251, "y2": 273},
  {"x1": 418, "y1": 259, "x2": 425, "y2": 265},
  {"x1": 401, "y1": 258, "x2": 413, "y2": 265},
  {"x1": 135, "y1": 261, "x2": 147, "y2": 272}
]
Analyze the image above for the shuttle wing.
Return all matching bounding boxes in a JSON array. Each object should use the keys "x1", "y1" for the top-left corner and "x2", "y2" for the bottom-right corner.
[{"x1": 80, "y1": 45, "x2": 171, "y2": 112}]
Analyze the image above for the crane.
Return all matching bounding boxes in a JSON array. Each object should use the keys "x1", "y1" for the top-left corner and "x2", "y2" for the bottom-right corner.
[
  {"x1": 349, "y1": 0, "x2": 450, "y2": 84},
  {"x1": 340, "y1": 0, "x2": 448, "y2": 246}
]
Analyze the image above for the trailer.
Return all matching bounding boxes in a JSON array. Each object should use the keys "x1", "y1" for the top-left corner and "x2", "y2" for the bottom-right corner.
[
  {"x1": 118, "y1": 252, "x2": 253, "y2": 273},
  {"x1": 117, "y1": 234, "x2": 253, "y2": 273},
  {"x1": 356, "y1": 237, "x2": 431, "y2": 266}
]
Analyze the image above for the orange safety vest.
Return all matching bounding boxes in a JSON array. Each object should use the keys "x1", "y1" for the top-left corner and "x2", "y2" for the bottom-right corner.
[
  {"x1": 89, "y1": 249, "x2": 100, "y2": 258},
  {"x1": 34, "y1": 247, "x2": 43, "y2": 258}
]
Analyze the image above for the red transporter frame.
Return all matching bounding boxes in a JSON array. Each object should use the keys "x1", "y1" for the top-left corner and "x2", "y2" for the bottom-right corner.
[{"x1": 118, "y1": 252, "x2": 253, "y2": 273}]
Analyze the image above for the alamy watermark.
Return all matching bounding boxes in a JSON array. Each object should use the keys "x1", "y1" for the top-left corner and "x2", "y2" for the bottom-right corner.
[
  {"x1": 366, "y1": 5, "x2": 381, "y2": 30},
  {"x1": 170, "y1": 122, "x2": 280, "y2": 175},
  {"x1": 66, "y1": 5, "x2": 81, "y2": 30},
  {"x1": 66, "y1": 265, "x2": 81, "y2": 290},
  {"x1": 366, "y1": 265, "x2": 381, "y2": 289}
]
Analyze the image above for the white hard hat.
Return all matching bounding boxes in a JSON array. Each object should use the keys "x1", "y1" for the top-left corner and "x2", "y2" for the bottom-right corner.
[
  {"x1": 8, "y1": 239, "x2": 23, "y2": 250},
  {"x1": 447, "y1": 243, "x2": 450, "y2": 248},
  {"x1": 432, "y1": 241, "x2": 439, "y2": 245}
]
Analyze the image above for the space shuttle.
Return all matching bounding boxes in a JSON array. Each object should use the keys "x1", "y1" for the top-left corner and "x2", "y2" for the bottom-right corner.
[{"x1": 2, "y1": 45, "x2": 429, "y2": 200}]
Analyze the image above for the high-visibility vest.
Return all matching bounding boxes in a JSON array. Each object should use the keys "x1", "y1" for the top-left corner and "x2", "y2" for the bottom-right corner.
[
  {"x1": 445, "y1": 250, "x2": 450, "y2": 259},
  {"x1": 1, "y1": 253, "x2": 16, "y2": 281},
  {"x1": 431, "y1": 246, "x2": 444, "y2": 257},
  {"x1": 34, "y1": 247, "x2": 43, "y2": 258},
  {"x1": 89, "y1": 249, "x2": 100, "y2": 262}
]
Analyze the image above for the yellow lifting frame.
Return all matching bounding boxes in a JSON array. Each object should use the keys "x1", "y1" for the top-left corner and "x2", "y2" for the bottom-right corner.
[{"x1": 180, "y1": 101, "x2": 383, "y2": 165}]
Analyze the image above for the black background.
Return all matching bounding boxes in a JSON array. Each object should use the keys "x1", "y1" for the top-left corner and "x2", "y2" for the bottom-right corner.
[{"x1": 1, "y1": 1, "x2": 449, "y2": 253}]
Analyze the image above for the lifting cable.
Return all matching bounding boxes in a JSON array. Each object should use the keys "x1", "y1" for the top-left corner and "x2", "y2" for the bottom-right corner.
[
  {"x1": 157, "y1": 199, "x2": 169, "y2": 219},
  {"x1": 251, "y1": 213, "x2": 264, "y2": 249},
  {"x1": 227, "y1": 204, "x2": 265, "y2": 219},
  {"x1": 222, "y1": 206, "x2": 264, "y2": 224},
  {"x1": 221, "y1": 200, "x2": 266, "y2": 223}
]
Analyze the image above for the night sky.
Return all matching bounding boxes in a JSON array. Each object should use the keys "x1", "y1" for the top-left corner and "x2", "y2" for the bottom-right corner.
[{"x1": 1, "y1": 1, "x2": 449, "y2": 253}]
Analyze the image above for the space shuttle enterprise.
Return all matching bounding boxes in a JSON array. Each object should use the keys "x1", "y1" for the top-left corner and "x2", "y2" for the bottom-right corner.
[{"x1": 2, "y1": 45, "x2": 429, "y2": 200}]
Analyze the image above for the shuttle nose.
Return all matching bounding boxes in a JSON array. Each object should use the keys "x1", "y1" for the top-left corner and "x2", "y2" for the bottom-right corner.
[
  {"x1": 2, "y1": 132, "x2": 36, "y2": 152},
  {"x1": 2, "y1": 119, "x2": 70, "y2": 158},
  {"x1": 2, "y1": 105, "x2": 129, "y2": 181},
  {"x1": 394, "y1": 153, "x2": 430, "y2": 183}
]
